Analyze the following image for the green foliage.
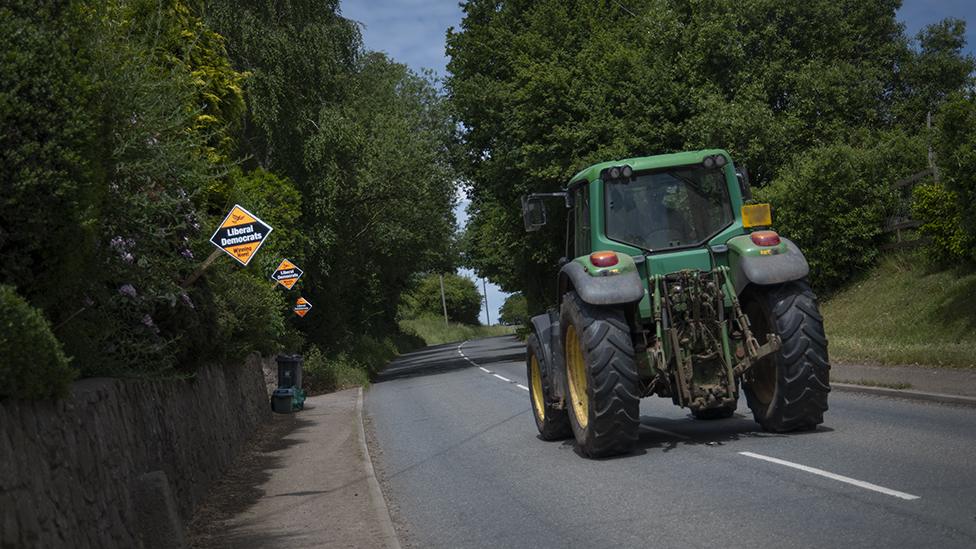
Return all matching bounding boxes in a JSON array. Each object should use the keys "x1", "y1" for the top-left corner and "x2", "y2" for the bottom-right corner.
[
  {"x1": 912, "y1": 182, "x2": 972, "y2": 262},
  {"x1": 447, "y1": 0, "x2": 975, "y2": 304},
  {"x1": 302, "y1": 336, "x2": 406, "y2": 394},
  {"x1": 498, "y1": 293, "x2": 529, "y2": 326},
  {"x1": 209, "y1": 265, "x2": 292, "y2": 360},
  {"x1": 893, "y1": 19, "x2": 976, "y2": 128},
  {"x1": 758, "y1": 132, "x2": 926, "y2": 290},
  {"x1": 206, "y1": 1, "x2": 459, "y2": 348},
  {"x1": 400, "y1": 274, "x2": 483, "y2": 325},
  {"x1": 0, "y1": 286, "x2": 75, "y2": 400},
  {"x1": 398, "y1": 315, "x2": 515, "y2": 346},
  {"x1": 932, "y1": 93, "x2": 976, "y2": 252}
]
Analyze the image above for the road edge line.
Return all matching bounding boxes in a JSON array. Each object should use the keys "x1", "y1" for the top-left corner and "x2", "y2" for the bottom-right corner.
[
  {"x1": 832, "y1": 382, "x2": 976, "y2": 408},
  {"x1": 356, "y1": 387, "x2": 402, "y2": 549},
  {"x1": 739, "y1": 451, "x2": 920, "y2": 501}
]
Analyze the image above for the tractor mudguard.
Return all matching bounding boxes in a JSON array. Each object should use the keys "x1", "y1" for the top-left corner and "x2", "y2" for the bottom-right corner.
[
  {"x1": 727, "y1": 235, "x2": 810, "y2": 295},
  {"x1": 529, "y1": 310, "x2": 567, "y2": 403},
  {"x1": 529, "y1": 311, "x2": 558, "y2": 369},
  {"x1": 558, "y1": 260, "x2": 645, "y2": 306}
]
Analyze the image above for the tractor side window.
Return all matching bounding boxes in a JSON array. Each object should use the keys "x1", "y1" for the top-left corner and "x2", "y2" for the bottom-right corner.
[
  {"x1": 605, "y1": 166, "x2": 732, "y2": 251},
  {"x1": 574, "y1": 186, "x2": 590, "y2": 257}
]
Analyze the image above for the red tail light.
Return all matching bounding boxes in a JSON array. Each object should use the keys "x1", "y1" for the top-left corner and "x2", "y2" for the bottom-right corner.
[
  {"x1": 590, "y1": 251, "x2": 619, "y2": 267},
  {"x1": 751, "y1": 230, "x2": 781, "y2": 247}
]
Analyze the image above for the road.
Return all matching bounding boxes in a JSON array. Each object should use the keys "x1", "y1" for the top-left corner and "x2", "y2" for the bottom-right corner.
[{"x1": 366, "y1": 335, "x2": 976, "y2": 548}]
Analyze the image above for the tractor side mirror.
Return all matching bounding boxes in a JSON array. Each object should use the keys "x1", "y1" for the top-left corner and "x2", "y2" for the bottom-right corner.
[
  {"x1": 522, "y1": 195, "x2": 548, "y2": 232},
  {"x1": 736, "y1": 163, "x2": 753, "y2": 201}
]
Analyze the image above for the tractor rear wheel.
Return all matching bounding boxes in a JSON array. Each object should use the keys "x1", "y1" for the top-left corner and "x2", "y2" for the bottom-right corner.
[
  {"x1": 560, "y1": 292, "x2": 640, "y2": 458},
  {"x1": 742, "y1": 280, "x2": 830, "y2": 432},
  {"x1": 526, "y1": 334, "x2": 572, "y2": 440}
]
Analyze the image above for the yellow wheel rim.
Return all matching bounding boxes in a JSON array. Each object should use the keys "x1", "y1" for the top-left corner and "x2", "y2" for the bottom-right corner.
[
  {"x1": 530, "y1": 353, "x2": 545, "y2": 421},
  {"x1": 565, "y1": 324, "x2": 589, "y2": 428}
]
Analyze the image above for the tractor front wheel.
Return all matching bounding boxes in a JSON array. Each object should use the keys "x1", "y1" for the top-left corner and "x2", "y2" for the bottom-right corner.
[
  {"x1": 560, "y1": 292, "x2": 640, "y2": 458},
  {"x1": 526, "y1": 334, "x2": 572, "y2": 440},
  {"x1": 742, "y1": 280, "x2": 830, "y2": 432}
]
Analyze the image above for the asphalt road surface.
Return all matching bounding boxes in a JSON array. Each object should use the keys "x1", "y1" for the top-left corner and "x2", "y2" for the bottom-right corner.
[{"x1": 366, "y1": 335, "x2": 976, "y2": 548}]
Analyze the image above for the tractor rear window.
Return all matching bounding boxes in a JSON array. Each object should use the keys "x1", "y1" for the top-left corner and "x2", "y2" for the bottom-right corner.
[{"x1": 605, "y1": 165, "x2": 733, "y2": 251}]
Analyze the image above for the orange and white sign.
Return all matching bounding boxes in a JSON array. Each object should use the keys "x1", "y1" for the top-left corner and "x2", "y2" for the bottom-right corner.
[
  {"x1": 271, "y1": 259, "x2": 303, "y2": 290},
  {"x1": 209, "y1": 204, "x2": 273, "y2": 266},
  {"x1": 294, "y1": 297, "x2": 312, "y2": 317}
]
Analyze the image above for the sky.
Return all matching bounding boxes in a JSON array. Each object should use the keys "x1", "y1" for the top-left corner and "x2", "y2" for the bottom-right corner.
[{"x1": 340, "y1": 0, "x2": 976, "y2": 324}]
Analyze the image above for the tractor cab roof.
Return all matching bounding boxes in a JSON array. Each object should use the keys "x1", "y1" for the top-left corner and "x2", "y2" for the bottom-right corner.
[{"x1": 567, "y1": 149, "x2": 731, "y2": 188}]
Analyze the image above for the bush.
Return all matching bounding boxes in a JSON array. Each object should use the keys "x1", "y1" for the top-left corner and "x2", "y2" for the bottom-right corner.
[
  {"x1": 912, "y1": 182, "x2": 972, "y2": 262},
  {"x1": 926, "y1": 93, "x2": 976, "y2": 261},
  {"x1": 399, "y1": 273, "x2": 483, "y2": 325},
  {"x1": 398, "y1": 314, "x2": 515, "y2": 346},
  {"x1": 757, "y1": 132, "x2": 926, "y2": 291},
  {"x1": 301, "y1": 345, "x2": 371, "y2": 394},
  {"x1": 498, "y1": 293, "x2": 529, "y2": 326},
  {"x1": 0, "y1": 286, "x2": 75, "y2": 400}
]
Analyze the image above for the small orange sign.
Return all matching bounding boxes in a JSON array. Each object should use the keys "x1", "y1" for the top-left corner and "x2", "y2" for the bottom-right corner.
[
  {"x1": 294, "y1": 297, "x2": 312, "y2": 317},
  {"x1": 271, "y1": 259, "x2": 303, "y2": 290},
  {"x1": 209, "y1": 204, "x2": 273, "y2": 266}
]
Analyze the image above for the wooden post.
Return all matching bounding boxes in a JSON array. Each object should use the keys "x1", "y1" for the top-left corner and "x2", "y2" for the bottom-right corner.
[{"x1": 181, "y1": 249, "x2": 222, "y2": 289}]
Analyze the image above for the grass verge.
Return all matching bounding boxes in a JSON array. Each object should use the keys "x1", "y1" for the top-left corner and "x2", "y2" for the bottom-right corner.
[
  {"x1": 398, "y1": 315, "x2": 515, "y2": 346},
  {"x1": 833, "y1": 378, "x2": 913, "y2": 390},
  {"x1": 821, "y1": 251, "x2": 976, "y2": 368}
]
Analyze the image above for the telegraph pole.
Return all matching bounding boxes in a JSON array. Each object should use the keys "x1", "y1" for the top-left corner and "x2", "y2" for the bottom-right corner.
[
  {"x1": 482, "y1": 278, "x2": 490, "y2": 326},
  {"x1": 439, "y1": 274, "x2": 449, "y2": 326}
]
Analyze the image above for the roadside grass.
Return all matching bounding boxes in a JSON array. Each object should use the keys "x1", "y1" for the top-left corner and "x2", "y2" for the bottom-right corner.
[
  {"x1": 833, "y1": 378, "x2": 913, "y2": 390},
  {"x1": 821, "y1": 251, "x2": 976, "y2": 368},
  {"x1": 398, "y1": 315, "x2": 515, "y2": 346}
]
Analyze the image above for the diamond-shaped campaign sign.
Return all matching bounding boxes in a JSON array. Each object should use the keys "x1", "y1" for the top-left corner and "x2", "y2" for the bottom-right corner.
[
  {"x1": 294, "y1": 297, "x2": 312, "y2": 318},
  {"x1": 271, "y1": 258, "x2": 304, "y2": 290},
  {"x1": 209, "y1": 204, "x2": 273, "y2": 266}
]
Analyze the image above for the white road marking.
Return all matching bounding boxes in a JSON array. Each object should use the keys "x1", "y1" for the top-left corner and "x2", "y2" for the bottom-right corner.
[
  {"x1": 739, "y1": 451, "x2": 921, "y2": 501},
  {"x1": 459, "y1": 339, "x2": 527, "y2": 390}
]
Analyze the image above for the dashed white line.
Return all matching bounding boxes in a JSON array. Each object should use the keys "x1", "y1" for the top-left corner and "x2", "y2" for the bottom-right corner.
[
  {"x1": 460, "y1": 340, "x2": 524, "y2": 389},
  {"x1": 739, "y1": 451, "x2": 921, "y2": 501}
]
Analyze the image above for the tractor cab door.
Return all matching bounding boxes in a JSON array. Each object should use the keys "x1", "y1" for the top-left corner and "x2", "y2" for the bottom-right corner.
[{"x1": 573, "y1": 185, "x2": 591, "y2": 257}]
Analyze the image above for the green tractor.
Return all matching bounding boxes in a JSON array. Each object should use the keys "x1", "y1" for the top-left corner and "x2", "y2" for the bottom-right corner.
[{"x1": 522, "y1": 150, "x2": 829, "y2": 458}]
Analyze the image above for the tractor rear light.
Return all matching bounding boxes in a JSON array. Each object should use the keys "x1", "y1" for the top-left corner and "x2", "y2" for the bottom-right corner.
[
  {"x1": 590, "y1": 251, "x2": 619, "y2": 267},
  {"x1": 751, "y1": 230, "x2": 781, "y2": 247}
]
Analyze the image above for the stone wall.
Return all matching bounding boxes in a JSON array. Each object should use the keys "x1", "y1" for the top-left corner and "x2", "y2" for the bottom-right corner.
[{"x1": 0, "y1": 355, "x2": 271, "y2": 548}]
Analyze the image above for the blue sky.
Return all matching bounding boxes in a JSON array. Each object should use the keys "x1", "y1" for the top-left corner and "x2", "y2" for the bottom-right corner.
[{"x1": 340, "y1": 0, "x2": 975, "y2": 324}]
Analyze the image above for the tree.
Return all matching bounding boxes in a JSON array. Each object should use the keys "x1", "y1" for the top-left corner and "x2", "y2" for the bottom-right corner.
[
  {"x1": 205, "y1": 1, "x2": 459, "y2": 348},
  {"x1": 758, "y1": 131, "x2": 926, "y2": 290},
  {"x1": 447, "y1": 0, "x2": 974, "y2": 304},
  {"x1": 400, "y1": 274, "x2": 483, "y2": 325},
  {"x1": 498, "y1": 293, "x2": 528, "y2": 326}
]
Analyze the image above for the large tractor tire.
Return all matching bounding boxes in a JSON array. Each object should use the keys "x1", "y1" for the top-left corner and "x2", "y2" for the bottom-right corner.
[
  {"x1": 560, "y1": 292, "x2": 640, "y2": 458},
  {"x1": 742, "y1": 280, "x2": 830, "y2": 432},
  {"x1": 526, "y1": 334, "x2": 572, "y2": 440}
]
